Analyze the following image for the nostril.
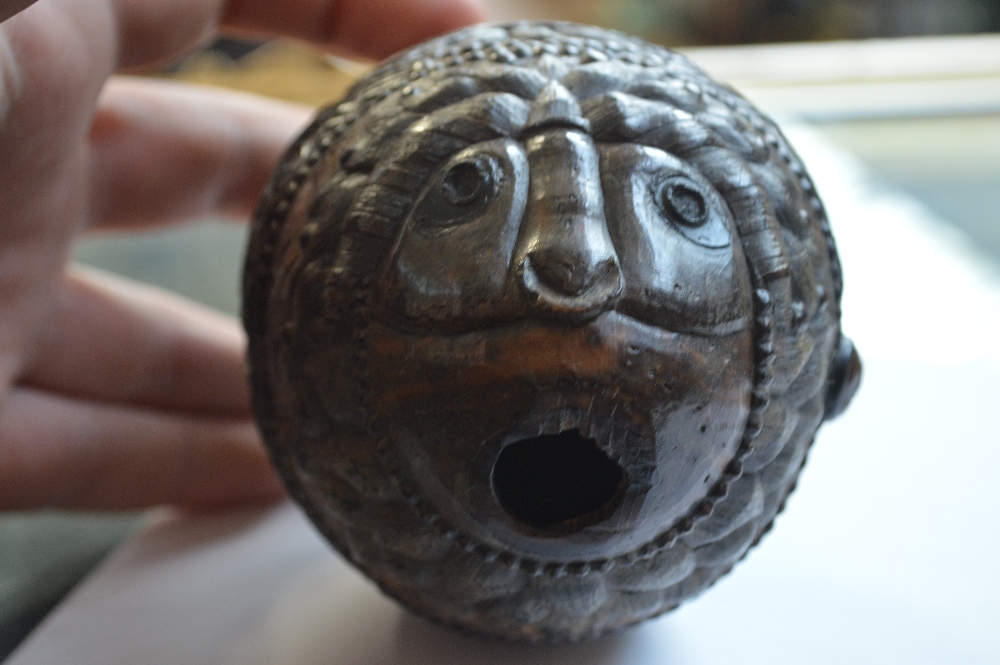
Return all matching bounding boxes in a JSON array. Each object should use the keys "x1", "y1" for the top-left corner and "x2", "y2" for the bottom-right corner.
[
  {"x1": 526, "y1": 249, "x2": 621, "y2": 299},
  {"x1": 527, "y1": 248, "x2": 589, "y2": 296},
  {"x1": 492, "y1": 429, "x2": 626, "y2": 534}
]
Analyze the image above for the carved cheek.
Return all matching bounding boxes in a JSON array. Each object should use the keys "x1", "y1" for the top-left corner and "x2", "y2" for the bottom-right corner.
[
  {"x1": 600, "y1": 144, "x2": 752, "y2": 335},
  {"x1": 374, "y1": 139, "x2": 529, "y2": 328}
]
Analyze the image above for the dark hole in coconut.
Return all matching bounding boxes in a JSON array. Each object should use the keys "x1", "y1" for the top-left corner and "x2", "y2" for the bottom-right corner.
[{"x1": 492, "y1": 429, "x2": 626, "y2": 533}]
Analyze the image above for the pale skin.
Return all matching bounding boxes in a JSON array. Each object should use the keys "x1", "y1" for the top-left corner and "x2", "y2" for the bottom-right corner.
[{"x1": 0, "y1": 0, "x2": 485, "y2": 511}]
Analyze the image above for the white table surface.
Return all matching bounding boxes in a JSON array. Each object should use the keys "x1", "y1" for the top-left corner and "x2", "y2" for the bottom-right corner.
[{"x1": 9, "y1": 126, "x2": 1000, "y2": 665}]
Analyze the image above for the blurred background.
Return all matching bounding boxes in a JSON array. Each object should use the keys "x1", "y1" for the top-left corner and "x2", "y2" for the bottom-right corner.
[
  {"x1": 488, "y1": 0, "x2": 1000, "y2": 44},
  {"x1": 2, "y1": 0, "x2": 998, "y2": 659}
]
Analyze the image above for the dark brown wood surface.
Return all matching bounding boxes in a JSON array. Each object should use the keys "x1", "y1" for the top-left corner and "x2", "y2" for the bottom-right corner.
[{"x1": 243, "y1": 21, "x2": 860, "y2": 642}]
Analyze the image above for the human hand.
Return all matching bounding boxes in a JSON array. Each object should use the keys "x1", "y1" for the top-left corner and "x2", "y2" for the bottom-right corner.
[{"x1": 0, "y1": 0, "x2": 484, "y2": 511}]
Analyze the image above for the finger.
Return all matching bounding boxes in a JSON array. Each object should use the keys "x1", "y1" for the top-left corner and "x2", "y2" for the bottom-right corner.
[
  {"x1": 219, "y1": 0, "x2": 486, "y2": 60},
  {"x1": 20, "y1": 265, "x2": 252, "y2": 417},
  {"x1": 0, "y1": 387, "x2": 285, "y2": 511},
  {"x1": 88, "y1": 76, "x2": 312, "y2": 229},
  {"x1": 111, "y1": 0, "x2": 486, "y2": 69}
]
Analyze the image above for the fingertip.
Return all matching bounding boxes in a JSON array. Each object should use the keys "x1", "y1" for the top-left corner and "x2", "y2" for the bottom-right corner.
[
  {"x1": 219, "y1": 0, "x2": 486, "y2": 61},
  {"x1": 173, "y1": 421, "x2": 289, "y2": 511},
  {"x1": 178, "y1": 468, "x2": 288, "y2": 513},
  {"x1": 312, "y1": 0, "x2": 487, "y2": 61}
]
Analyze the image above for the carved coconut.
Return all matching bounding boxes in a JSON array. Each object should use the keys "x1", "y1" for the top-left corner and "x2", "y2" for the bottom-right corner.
[{"x1": 243, "y1": 21, "x2": 861, "y2": 643}]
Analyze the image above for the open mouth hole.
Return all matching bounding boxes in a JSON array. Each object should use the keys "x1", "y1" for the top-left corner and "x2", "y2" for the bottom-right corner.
[{"x1": 491, "y1": 429, "x2": 626, "y2": 534}]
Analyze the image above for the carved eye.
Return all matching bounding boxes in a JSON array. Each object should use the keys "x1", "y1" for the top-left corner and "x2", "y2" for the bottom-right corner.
[
  {"x1": 652, "y1": 176, "x2": 730, "y2": 248},
  {"x1": 659, "y1": 180, "x2": 708, "y2": 227},
  {"x1": 414, "y1": 155, "x2": 501, "y2": 230},
  {"x1": 662, "y1": 182, "x2": 707, "y2": 227},
  {"x1": 442, "y1": 160, "x2": 490, "y2": 206}
]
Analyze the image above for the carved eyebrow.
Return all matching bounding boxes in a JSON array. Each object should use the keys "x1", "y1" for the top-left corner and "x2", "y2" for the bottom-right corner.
[
  {"x1": 341, "y1": 93, "x2": 529, "y2": 244},
  {"x1": 582, "y1": 92, "x2": 715, "y2": 155},
  {"x1": 343, "y1": 92, "x2": 530, "y2": 172},
  {"x1": 403, "y1": 66, "x2": 551, "y2": 113},
  {"x1": 409, "y1": 92, "x2": 531, "y2": 144}
]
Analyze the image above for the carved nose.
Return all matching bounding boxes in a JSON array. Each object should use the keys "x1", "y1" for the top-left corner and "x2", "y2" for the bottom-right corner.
[
  {"x1": 525, "y1": 245, "x2": 620, "y2": 299},
  {"x1": 520, "y1": 230, "x2": 623, "y2": 319},
  {"x1": 517, "y1": 129, "x2": 622, "y2": 318}
]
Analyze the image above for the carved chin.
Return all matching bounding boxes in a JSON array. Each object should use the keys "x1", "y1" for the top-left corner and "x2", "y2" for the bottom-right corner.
[{"x1": 364, "y1": 310, "x2": 753, "y2": 562}]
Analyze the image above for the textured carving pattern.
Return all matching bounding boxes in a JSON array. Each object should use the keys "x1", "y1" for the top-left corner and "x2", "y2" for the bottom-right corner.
[{"x1": 244, "y1": 22, "x2": 860, "y2": 642}]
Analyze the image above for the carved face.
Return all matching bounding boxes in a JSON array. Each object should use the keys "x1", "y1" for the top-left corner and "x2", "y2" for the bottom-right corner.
[
  {"x1": 245, "y1": 22, "x2": 858, "y2": 642},
  {"x1": 366, "y1": 119, "x2": 754, "y2": 560}
]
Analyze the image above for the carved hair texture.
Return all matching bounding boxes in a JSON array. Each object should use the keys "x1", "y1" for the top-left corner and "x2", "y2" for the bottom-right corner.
[{"x1": 244, "y1": 22, "x2": 860, "y2": 642}]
